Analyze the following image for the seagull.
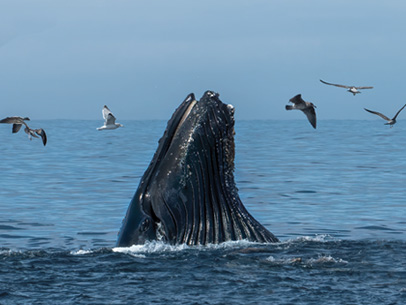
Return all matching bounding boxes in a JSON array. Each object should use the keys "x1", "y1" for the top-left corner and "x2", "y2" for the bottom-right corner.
[
  {"x1": 0, "y1": 116, "x2": 47, "y2": 146},
  {"x1": 0, "y1": 116, "x2": 30, "y2": 133},
  {"x1": 364, "y1": 104, "x2": 406, "y2": 127},
  {"x1": 97, "y1": 105, "x2": 123, "y2": 130},
  {"x1": 285, "y1": 94, "x2": 317, "y2": 129},
  {"x1": 23, "y1": 126, "x2": 47, "y2": 145},
  {"x1": 320, "y1": 79, "x2": 373, "y2": 95}
]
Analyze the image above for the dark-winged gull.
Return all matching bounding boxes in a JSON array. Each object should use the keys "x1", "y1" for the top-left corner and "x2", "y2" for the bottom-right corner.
[
  {"x1": 0, "y1": 116, "x2": 30, "y2": 133},
  {"x1": 320, "y1": 79, "x2": 373, "y2": 96},
  {"x1": 0, "y1": 116, "x2": 47, "y2": 146},
  {"x1": 285, "y1": 94, "x2": 317, "y2": 129},
  {"x1": 364, "y1": 104, "x2": 406, "y2": 127},
  {"x1": 97, "y1": 105, "x2": 123, "y2": 130}
]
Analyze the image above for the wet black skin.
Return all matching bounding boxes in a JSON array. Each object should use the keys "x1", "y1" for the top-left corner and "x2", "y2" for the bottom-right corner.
[{"x1": 116, "y1": 91, "x2": 278, "y2": 246}]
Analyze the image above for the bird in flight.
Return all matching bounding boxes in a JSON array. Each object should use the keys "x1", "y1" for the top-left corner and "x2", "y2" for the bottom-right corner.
[
  {"x1": 285, "y1": 94, "x2": 317, "y2": 129},
  {"x1": 364, "y1": 104, "x2": 406, "y2": 127},
  {"x1": 97, "y1": 105, "x2": 123, "y2": 130},
  {"x1": 0, "y1": 116, "x2": 47, "y2": 146},
  {"x1": 320, "y1": 79, "x2": 373, "y2": 96}
]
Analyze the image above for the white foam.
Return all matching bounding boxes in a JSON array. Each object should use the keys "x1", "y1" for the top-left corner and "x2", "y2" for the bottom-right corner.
[
  {"x1": 266, "y1": 255, "x2": 276, "y2": 262},
  {"x1": 112, "y1": 239, "x2": 263, "y2": 255},
  {"x1": 113, "y1": 241, "x2": 189, "y2": 254},
  {"x1": 0, "y1": 249, "x2": 15, "y2": 256},
  {"x1": 307, "y1": 255, "x2": 348, "y2": 264},
  {"x1": 266, "y1": 254, "x2": 347, "y2": 266},
  {"x1": 70, "y1": 249, "x2": 93, "y2": 255},
  {"x1": 203, "y1": 239, "x2": 259, "y2": 250},
  {"x1": 282, "y1": 234, "x2": 335, "y2": 244},
  {"x1": 113, "y1": 235, "x2": 335, "y2": 252},
  {"x1": 265, "y1": 256, "x2": 303, "y2": 264}
]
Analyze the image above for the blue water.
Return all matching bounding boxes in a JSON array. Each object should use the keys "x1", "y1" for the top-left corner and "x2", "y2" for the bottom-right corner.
[{"x1": 1, "y1": 120, "x2": 405, "y2": 304}]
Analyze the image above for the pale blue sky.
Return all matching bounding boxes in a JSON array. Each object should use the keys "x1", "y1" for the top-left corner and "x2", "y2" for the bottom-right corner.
[{"x1": 1, "y1": 1, "x2": 406, "y2": 120}]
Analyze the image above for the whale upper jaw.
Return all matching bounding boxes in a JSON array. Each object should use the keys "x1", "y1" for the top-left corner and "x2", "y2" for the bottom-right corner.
[{"x1": 117, "y1": 91, "x2": 278, "y2": 247}]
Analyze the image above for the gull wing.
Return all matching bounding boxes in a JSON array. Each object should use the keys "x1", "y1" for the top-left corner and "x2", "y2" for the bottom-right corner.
[
  {"x1": 0, "y1": 117, "x2": 24, "y2": 124},
  {"x1": 356, "y1": 86, "x2": 374, "y2": 90},
  {"x1": 392, "y1": 104, "x2": 406, "y2": 120},
  {"x1": 0, "y1": 117, "x2": 16, "y2": 124},
  {"x1": 102, "y1": 105, "x2": 112, "y2": 120},
  {"x1": 102, "y1": 105, "x2": 116, "y2": 125},
  {"x1": 12, "y1": 124, "x2": 23, "y2": 133},
  {"x1": 289, "y1": 94, "x2": 305, "y2": 105},
  {"x1": 320, "y1": 79, "x2": 350, "y2": 89},
  {"x1": 35, "y1": 129, "x2": 47, "y2": 146},
  {"x1": 303, "y1": 107, "x2": 317, "y2": 129},
  {"x1": 364, "y1": 108, "x2": 391, "y2": 121},
  {"x1": 1, "y1": 117, "x2": 30, "y2": 134},
  {"x1": 105, "y1": 113, "x2": 116, "y2": 125}
]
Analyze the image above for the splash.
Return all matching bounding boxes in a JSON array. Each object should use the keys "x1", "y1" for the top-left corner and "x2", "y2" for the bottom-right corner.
[
  {"x1": 70, "y1": 249, "x2": 93, "y2": 255},
  {"x1": 278, "y1": 234, "x2": 336, "y2": 245},
  {"x1": 112, "y1": 239, "x2": 267, "y2": 255},
  {"x1": 112, "y1": 241, "x2": 189, "y2": 254},
  {"x1": 266, "y1": 254, "x2": 348, "y2": 266},
  {"x1": 307, "y1": 255, "x2": 348, "y2": 265}
]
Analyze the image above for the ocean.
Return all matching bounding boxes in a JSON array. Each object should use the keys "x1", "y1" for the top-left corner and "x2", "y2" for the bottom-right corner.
[{"x1": 1, "y1": 119, "x2": 405, "y2": 304}]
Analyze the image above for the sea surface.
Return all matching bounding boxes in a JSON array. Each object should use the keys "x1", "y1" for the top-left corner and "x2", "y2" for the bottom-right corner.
[{"x1": 0, "y1": 119, "x2": 405, "y2": 304}]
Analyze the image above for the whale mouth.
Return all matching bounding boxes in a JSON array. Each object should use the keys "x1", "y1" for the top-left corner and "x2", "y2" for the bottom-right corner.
[
  {"x1": 117, "y1": 91, "x2": 277, "y2": 246},
  {"x1": 174, "y1": 96, "x2": 197, "y2": 136}
]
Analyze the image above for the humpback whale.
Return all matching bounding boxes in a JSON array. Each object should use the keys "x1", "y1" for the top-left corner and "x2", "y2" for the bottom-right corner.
[{"x1": 116, "y1": 91, "x2": 278, "y2": 247}]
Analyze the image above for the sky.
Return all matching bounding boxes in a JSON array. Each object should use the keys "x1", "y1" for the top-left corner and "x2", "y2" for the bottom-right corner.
[{"x1": 1, "y1": 0, "x2": 406, "y2": 121}]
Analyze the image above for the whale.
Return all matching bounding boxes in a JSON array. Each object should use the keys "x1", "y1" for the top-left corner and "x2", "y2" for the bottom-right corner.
[{"x1": 116, "y1": 91, "x2": 278, "y2": 246}]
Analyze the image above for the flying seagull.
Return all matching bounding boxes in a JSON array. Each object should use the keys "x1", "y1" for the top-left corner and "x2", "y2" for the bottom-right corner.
[
  {"x1": 97, "y1": 105, "x2": 123, "y2": 130},
  {"x1": 285, "y1": 94, "x2": 317, "y2": 129},
  {"x1": 320, "y1": 79, "x2": 373, "y2": 95},
  {"x1": 0, "y1": 116, "x2": 47, "y2": 146},
  {"x1": 364, "y1": 104, "x2": 406, "y2": 127}
]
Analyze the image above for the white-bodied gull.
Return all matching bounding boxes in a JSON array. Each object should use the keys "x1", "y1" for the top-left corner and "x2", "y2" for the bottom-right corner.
[
  {"x1": 320, "y1": 79, "x2": 373, "y2": 96},
  {"x1": 97, "y1": 105, "x2": 123, "y2": 130}
]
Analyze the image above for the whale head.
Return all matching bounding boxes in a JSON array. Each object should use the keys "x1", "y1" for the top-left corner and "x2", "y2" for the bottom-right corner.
[{"x1": 116, "y1": 91, "x2": 278, "y2": 246}]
